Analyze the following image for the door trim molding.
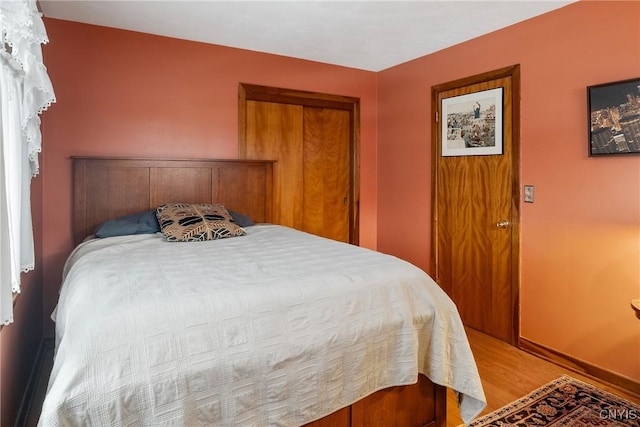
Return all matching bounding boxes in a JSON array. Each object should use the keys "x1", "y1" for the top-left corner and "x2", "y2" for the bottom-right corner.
[
  {"x1": 430, "y1": 65, "x2": 521, "y2": 345},
  {"x1": 238, "y1": 83, "x2": 361, "y2": 245}
]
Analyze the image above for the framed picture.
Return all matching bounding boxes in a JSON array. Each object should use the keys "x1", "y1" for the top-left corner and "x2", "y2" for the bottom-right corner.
[
  {"x1": 441, "y1": 87, "x2": 503, "y2": 157},
  {"x1": 588, "y1": 77, "x2": 640, "y2": 156}
]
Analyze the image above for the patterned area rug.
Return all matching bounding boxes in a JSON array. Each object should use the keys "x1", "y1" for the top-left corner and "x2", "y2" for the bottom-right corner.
[{"x1": 467, "y1": 375, "x2": 640, "y2": 426}]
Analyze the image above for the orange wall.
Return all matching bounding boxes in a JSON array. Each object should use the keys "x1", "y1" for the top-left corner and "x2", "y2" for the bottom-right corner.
[
  {"x1": 378, "y1": 1, "x2": 640, "y2": 381},
  {"x1": 40, "y1": 19, "x2": 378, "y2": 336}
]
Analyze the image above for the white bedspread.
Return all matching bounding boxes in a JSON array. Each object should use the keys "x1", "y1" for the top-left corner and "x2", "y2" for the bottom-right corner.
[{"x1": 39, "y1": 225, "x2": 485, "y2": 426}]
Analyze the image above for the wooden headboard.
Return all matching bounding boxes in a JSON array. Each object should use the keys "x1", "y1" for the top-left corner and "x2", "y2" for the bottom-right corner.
[{"x1": 73, "y1": 157, "x2": 274, "y2": 245}]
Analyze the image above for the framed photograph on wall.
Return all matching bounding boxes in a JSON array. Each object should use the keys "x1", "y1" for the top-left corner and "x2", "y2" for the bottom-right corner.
[
  {"x1": 588, "y1": 77, "x2": 640, "y2": 156},
  {"x1": 441, "y1": 87, "x2": 503, "y2": 157}
]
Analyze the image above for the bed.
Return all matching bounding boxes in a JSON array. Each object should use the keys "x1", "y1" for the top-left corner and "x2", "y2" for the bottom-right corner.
[{"x1": 38, "y1": 157, "x2": 486, "y2": 427}]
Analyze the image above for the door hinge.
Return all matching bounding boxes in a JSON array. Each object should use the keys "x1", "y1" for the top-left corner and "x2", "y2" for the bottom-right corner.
[{"x1": 435, "y1": 111, "x2": 439, "y2": 123}]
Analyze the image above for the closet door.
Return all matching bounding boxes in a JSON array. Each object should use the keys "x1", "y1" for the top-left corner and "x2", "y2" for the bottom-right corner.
[
  {"x1": 239, "y1": 84, "x2": 359, "y2": 244},
  {"x1": 303, "y1": 107, "x2": 350, "y2": 242},
  {"x1": 244, "y1": 101, "x2": 305, "y2": 229}
]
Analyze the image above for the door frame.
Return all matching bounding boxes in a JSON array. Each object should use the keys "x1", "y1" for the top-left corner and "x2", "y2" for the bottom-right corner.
[
  {"x1": 430, "y1": 65, "x2": 521, "y2": 345},
  {"x1": 238, "y1": 83, "x2": 361, "y2": 244}
]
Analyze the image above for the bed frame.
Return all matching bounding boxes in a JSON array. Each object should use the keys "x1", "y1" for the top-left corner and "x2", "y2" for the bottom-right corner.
[
  {"x1": 72, "y1": 157, "x2": 275, "y2": 245},
  {"x1": 72, "y1": 156, "x2": 446, "y2": 427}
]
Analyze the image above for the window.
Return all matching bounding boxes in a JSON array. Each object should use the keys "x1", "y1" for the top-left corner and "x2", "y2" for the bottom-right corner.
[{"x1": 0, "y1": 0, "x2": 55, "y2": 324}]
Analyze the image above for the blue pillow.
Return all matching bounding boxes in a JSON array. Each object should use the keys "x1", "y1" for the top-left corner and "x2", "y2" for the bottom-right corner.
[
  {"x1": 95, "y1": 208, "x2": 253, "y2": 238},
  {"x1": 95, "y1": 209, "x2": 160, "y2": 238},
  {"x1": 228, "y1": 209, "x2": 254, "y2": 227}
]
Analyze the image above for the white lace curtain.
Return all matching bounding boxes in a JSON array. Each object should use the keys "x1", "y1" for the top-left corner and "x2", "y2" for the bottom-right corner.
[{"x1": 0, "y1": 0, "x2": 55, "y2": 325}]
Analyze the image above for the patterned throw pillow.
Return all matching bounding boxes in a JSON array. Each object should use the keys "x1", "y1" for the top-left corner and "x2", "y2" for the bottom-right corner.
[{"x1": 156, "y1": 203, "x2": 245, "y2": 242}]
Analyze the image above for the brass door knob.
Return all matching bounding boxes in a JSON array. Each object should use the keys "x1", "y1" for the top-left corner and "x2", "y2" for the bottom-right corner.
[{"x1": 496, "y1": 220, "x2": 510, "y2": 228}]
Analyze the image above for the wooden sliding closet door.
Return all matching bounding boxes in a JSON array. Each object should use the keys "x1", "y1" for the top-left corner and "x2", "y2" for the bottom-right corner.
[
  {"x1": 303, "y1": 107, "x2": 350, "y2": 241},
  {"x1": 244, "y1": 101, "x2": 305, "y2": 229},
  {"x1": 238, "y1": 84, "x2": 359, "y2": 244}
]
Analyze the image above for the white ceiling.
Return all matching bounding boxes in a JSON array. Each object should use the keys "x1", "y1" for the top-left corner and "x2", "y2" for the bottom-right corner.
[{"x1": 39, "y1": 0, "x2": 576, "y2": 72}]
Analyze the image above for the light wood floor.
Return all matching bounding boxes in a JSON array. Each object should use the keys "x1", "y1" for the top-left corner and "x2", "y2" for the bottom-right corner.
[
  {"x1": 25, "y1": 328, "x2": 640, "y2": 427},
  {"x1": 446, "y1": 327, "x2": 640, "y2": 426}
]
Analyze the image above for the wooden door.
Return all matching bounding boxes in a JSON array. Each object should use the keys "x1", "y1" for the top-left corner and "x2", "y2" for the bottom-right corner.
[
  {"x1": 303, "y1": 107, "x2": 350, "y2": 241},
  {"x1": 238, "y1": 84, "x2": 359, "y2": 244},
  {"x1": 243, "y1": 101, "x2": 304, "y2": 229},
  {"x1": 432, "y1": 66, "x2": 520, "y2": 344}
]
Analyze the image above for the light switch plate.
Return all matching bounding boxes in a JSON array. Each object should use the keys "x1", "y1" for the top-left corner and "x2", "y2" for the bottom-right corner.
[{"x1": 524, "y1": 185, "x2": 535, "y2": 203}]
